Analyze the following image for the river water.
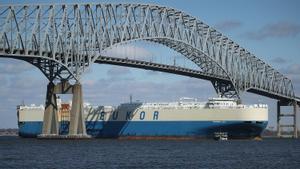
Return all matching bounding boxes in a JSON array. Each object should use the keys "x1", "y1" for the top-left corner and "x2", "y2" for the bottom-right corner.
[{"x1": 0, "y1": 137, "x2": 299, "y2": 169}]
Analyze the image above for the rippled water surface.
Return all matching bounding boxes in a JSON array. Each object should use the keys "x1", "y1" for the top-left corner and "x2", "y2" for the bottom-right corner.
[{"x1": 0, "y1": 137, "x2": 300, "y2": 169}]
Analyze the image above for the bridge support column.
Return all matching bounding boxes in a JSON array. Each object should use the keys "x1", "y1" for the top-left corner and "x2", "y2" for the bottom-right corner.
[
  {"x1": 293, "y1": 101, "x2": 298, "y2": 138},
  {"x1": 69, "y1": 82, "x2": 87, "y2": 136},
  {"x1": 41, "y1": 82, "x2": 59, "y2": 135},
  {"x1": 38, "y1": 81, "x2": 90, "y2": 139},
  {"x1": 277, "y1": 101, "x2": 281, "y2": 137},
  {"x1": 277, "y1": 101, "x2": 298, "y2": 138}
]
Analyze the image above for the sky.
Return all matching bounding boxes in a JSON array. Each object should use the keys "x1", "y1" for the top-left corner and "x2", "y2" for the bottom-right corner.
[{"x1": 0, "y1": 0, "x2": 300, "y2": 129}]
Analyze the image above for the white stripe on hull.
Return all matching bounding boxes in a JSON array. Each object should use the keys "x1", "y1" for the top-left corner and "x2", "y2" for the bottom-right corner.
[{"x1": 18, "y1": 107, "x2": 268, "y2": 122}]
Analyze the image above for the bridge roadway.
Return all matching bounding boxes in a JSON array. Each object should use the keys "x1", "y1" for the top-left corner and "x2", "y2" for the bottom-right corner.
[{"x1": 95, "y1": 56, "x2": 230, "y2": 82}]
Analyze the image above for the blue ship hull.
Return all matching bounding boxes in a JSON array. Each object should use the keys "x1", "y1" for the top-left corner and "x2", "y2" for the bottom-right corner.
[{"x1": 18, "y1": 121, "x2": 267, "y2": 139}]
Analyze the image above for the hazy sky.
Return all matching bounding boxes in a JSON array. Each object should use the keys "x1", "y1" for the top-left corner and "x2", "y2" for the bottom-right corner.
[{"x1": 0, "y1": 0, "x2": 300, "y2": 128}]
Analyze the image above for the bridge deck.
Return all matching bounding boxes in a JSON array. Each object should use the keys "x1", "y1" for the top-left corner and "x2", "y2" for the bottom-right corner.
[{"x1": 95, "y1": 56, "x2": 230, "y2": 82}]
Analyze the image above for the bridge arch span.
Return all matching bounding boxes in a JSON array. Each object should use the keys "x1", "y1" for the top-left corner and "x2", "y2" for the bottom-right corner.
[
  {"x1": 101, "y1": 38, "x2": 232, "y2": 80},
  {"x1": 0, "y1": 3, "x2": 296, "y2": 100}
]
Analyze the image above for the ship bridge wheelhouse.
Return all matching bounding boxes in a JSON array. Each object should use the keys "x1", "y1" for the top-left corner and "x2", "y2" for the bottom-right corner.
[{"x1": 207, "y1": 98, "x2": 238, "y2": 108}]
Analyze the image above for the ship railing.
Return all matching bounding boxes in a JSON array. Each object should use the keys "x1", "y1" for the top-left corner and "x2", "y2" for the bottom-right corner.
[
  {"x1": 141, "y1": 105, "x2": 206, "y2": 109},
  {"x1": 208, "y1": 104, "x2": 268, "y2": 109}
]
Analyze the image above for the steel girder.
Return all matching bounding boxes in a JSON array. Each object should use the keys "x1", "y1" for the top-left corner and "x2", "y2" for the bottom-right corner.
[
  {"x1": 0, "y1": 3, "x2": 296, "y2": 100},
  {"x1": 95, "y1": 55, "x2": 230, "y2": 82}
]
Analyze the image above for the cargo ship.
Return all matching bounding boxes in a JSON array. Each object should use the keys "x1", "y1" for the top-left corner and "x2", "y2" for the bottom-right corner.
[{"x1": 17, "y1": 97, "x2": 268, "y2": 139}]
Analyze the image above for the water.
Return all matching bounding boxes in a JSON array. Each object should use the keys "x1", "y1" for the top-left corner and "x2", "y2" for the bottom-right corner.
[{"x1": 0, "y1": 137, "x2": 300, "y2": 169}]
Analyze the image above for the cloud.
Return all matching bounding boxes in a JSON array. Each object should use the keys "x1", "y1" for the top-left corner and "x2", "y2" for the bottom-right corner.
[
  {"x1": 214, "y1": 20, "x2": 242, "y2": 31},
  {"x1": 0, "y1": 72, "x2": 47, "y2": 128},
  {"x1": 0, "y1": 74, "x2": 46, "y2": 102},
  {"x1": 284, "y1": 64, "x2": 300, "y2": 75},
  {"x1": 101, "y1": 44, "x2": 152, "y2": 60},
  {"x1": 82, "y1": 80, "x2": 96, "y2": 86},
  {"x1": 271, "y1": 57, "x2": 287, "y2": 64},
  {"x1": 272, "y1": 61, "x2": 300, "y2": 95},
  {"x1": 244, "y1": 21, "x2": 300, "y2": 40},
  {"x1": 82, "y1": 76, "x2": 215, "y2": 106},
  {"x1": 146, "y1": 70, "x2": 161, "y2": 76},
  {"x1": 280, "y1": 63, "x2": 300, "y2": 76},
  {"x1": 0, "y1": 58, "x2": 48, "y2": 128},
  {"x1": 0, "y1": 59, "x2": 33, "y2": 74},
  {"x1": 288, "y1": 74, "x2": 300, "y2": 96},
  {"x1": 279, "y1": 63, "x2": 300, "y2": 95},
  {"x1": 107, "y1": 67, "x2": 131, "y2": 76}
]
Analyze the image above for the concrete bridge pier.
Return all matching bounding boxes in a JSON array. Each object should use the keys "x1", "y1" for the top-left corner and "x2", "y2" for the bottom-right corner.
[
  {"x1": 68, "y1": 82, "x2": 88, "y2": 137},
  {"x1": 38, "y1": 81, "x2": 90, "y2": 139},
  {"x1": 277, "y1": 100, "x2": 298, "y2": 138},
  {"x1": 40, "y1": 82, "x2": 59, "y2": 136},
  {"x1": 294, "y1": 102, "x2": 298, "y2": 138}
]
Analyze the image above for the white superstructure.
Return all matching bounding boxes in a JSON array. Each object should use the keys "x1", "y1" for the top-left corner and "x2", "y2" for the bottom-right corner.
[
  {"x1": 17, "y1": 97, "x2": 268, "y2": 122},
  {"x1": 17, "y1": 104, "x2": 44, "y2": 122},
  {"x1": 140, "y1": 97, "x2": 267, "y2": 109}
]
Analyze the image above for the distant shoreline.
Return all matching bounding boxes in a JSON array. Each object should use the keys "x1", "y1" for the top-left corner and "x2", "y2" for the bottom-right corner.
[
  {"x1": 0, "y1": 129, "x2": 18, "y2": 136},
  {"x1": 0, "y1": 129, "x2": 298, "y2": 138}
]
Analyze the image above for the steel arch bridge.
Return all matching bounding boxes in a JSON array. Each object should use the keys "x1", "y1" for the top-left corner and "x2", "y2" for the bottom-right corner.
[{"x1": 0, "y1": 3, "x2": 299, "y2": 137}]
